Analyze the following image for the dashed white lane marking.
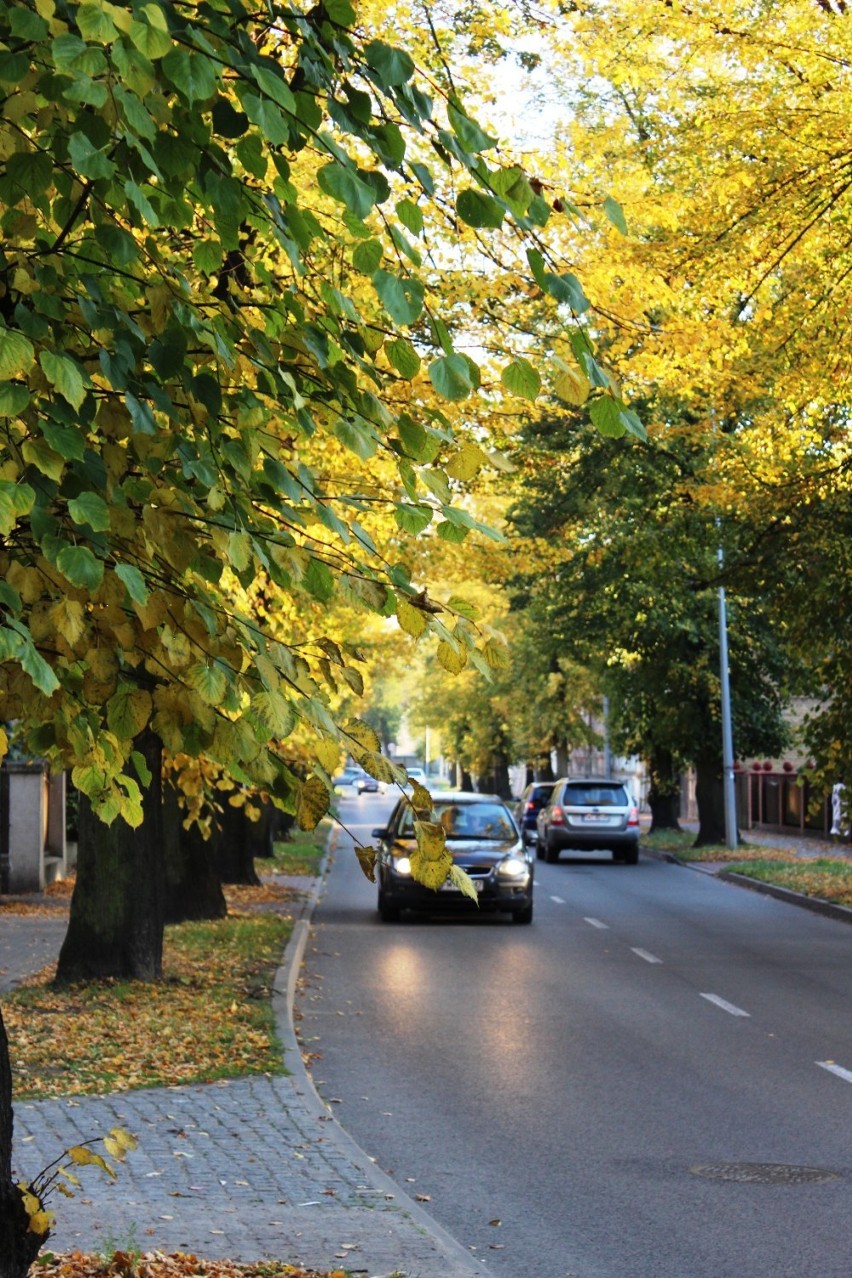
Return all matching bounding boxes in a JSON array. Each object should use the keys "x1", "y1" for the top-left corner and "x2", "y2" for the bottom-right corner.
[
  {"x1": 817, "y1": 1061, "x2": 852, "y2": 1084},
  {"x1": 700, "y1": 993, "x2": 751, "y2": 1017},
  {"x1": 584, "y1": 917, "x2": 609, "y2": 930},
  {"x1": 550, "y1": 895, "x2": 566, "y2": 904},
  {"x1": 631, "y1": 948, "x2": 662, "y2": 964}
]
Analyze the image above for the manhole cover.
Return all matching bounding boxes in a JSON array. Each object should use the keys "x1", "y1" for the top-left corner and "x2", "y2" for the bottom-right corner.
[{"x1": 689, "y1": 1162, "x2": 841, "y2": 1185}]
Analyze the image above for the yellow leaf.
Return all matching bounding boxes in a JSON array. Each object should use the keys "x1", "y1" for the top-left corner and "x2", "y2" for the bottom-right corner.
[
  {"x1": 449, "y1": 865, "x2": 479, "y2": 902},
  {"x1": 554, "y1": 365, "x2": 591, "y2": 406},
  {"x1": 314, "y1": 737, "x2": 341, "y2": 774},
  {"x1": 410, "y1": 829, "x2": 452, "y2": 890},
  {"x1": 28, "y1": 1209, "x2": 52, "y2": 1235},
  {"x1": 397, "y1": 597, "x2": 427, "y2": 637},
  {"x1": 109, "y1": 1128, "x2": 138, "y2": 1153},
  {"x1": 355, "y1": 845, "x2": 377, "y2": 881},
  {"x1": 0, "y1": 727, "x2": 7, "y2": 765},
  {"x1": 50, "y1": 598, "x2": 87, "y2": 647},
  {"x1": 296, "y1": 775, "x2": 330, "y2": 830},
  {"x1": 437, "y1": 640, "x2": 467, "y2": 674},
  {"x1": 409, "y1": 781, "x2": 433, "y2": 813},
  {"x1": 445, "y1": 442, "x2": 488, "y2": 481}
]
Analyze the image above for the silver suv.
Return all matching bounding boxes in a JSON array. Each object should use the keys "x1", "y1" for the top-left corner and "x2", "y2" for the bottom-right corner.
[{"x1": 536, "y1": 778, "x2": 640, "y2": 865}]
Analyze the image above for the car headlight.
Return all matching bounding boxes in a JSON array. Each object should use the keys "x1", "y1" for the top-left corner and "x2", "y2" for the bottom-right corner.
[
  {"x1": 497, "y1": 855, "x2": 529, "y2": 879},
  {"x1": 393, "y1": 856, "x2": 412, "y2": 876}
]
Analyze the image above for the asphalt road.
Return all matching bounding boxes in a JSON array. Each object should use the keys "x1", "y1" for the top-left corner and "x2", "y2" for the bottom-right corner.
[{"x1": 298, "y1": 792, "x2": 852, "y2": 1278}]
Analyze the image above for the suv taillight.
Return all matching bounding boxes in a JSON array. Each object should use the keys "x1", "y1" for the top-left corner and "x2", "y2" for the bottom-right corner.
[
  {"x1": 550, "y1": 804, "x2": 565, "y2": 825},
  {"x1": 525, "y1": 800, "x2": 535, "y2": 812},
  {"x1": 627, "y1": 806, "x2": 639, "y2": 827}
]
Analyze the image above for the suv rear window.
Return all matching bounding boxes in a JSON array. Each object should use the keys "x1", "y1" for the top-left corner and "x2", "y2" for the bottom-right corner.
[{"x1": 563, "y1": 783, "x2": 629, "y2": 807}]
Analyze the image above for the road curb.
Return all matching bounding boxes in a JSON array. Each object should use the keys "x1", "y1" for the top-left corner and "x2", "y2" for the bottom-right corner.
[
  {"x1": 718, "y1": 871, "x2": 852, "y2": 926},
  {"x1": 641, "y1": 844, "x2": 852, "y2": 926},
  {"x1": 272, "y1": 827, "x2": 489, "y2": 1278}
]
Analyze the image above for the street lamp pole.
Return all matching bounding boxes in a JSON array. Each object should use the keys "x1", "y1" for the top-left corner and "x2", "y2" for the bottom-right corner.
[{"x1": 717, "y1": 545, "x2": 738, "y2": 847}]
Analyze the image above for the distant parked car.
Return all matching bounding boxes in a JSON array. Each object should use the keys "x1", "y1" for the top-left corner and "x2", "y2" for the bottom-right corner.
[
  {"x1": 536, "y1": 778, "x2": 640, "y2": 864},
  {"x1": 372, "y1": 791, "x2": 533, "y2": 923},
  {"x1": 333, "y1": 766, "x2": 378, "y2": 794},
  {"x1": 514, "y1": 781, "x2": 557, "y2": 849}
]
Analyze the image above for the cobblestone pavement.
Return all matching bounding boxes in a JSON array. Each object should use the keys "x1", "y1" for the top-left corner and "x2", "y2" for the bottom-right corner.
[{"x1": 2, "y1": 881, "x2": 486, "y2": 1278}]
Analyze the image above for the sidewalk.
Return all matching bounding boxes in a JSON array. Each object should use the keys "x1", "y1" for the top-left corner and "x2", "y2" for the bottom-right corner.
[{"x1": 1, "y1": 862, "x2": 486, "y2": 1278}]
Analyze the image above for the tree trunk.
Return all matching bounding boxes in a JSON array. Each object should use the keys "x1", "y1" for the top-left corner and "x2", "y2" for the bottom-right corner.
[
  {"x1": 164, "y1": 783, "x2": 227, "y2": 924},
  {"x1": 693, "y1": 755, "x2": 734, "y2": 847},
  {"x1": 647, "y1": 747, "x2": 681, "y2": 832},
  {"x1": 0, "y1": 1006, "x2": 49, "y2": 1278},
  {"x1": 56, "y1": 731, "x2": 165, "y2": 983},
  {"x1": 212, "y1": 792, "x2": 262, "y2": 885},
  {"x1": 536, "y1": 756, "x2": 556, "y2": 781},
  {"x1": 457, "y1": 766, "x2": 474, "y2": 792},
  {"x1": 491, "y1": 752, "x2": 512, "y2": 800}
]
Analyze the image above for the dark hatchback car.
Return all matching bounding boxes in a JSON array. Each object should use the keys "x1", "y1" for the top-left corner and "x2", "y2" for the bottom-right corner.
[
  {"x1": 373, "y1": 792, "x2": 533, "y2": 924},
  {"x1": 514, "y1": 780, "x2": 557, "y2": 849},
  {"x1": 536, "y1": 778, "x2": 640, "y2": 864}
]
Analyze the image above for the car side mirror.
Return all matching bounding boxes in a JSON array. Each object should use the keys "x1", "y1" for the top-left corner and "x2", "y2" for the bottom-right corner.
[{"x1": 372, "y1": 827, "x2": 389, "y2": 839}]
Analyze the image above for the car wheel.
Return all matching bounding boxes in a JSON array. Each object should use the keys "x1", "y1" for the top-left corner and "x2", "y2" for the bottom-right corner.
[
  {"x1": 512, "y1": 902, "x2": 533, "y2": 924},
  {"x1": 536, "y1": 837, "x2": 546, "y2": 861},
  {"x1": 545, "y1": 839, "x2": 560, "y2": 864},
  {"x1": 623, "y1": 845, "x2": 639, "y2": 865},
  {"x1": 378, "y1": 892, "x2": 401, "y2": 922}
]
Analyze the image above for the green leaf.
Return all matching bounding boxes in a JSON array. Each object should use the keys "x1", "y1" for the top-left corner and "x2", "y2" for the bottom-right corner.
[
  {"x1": 67, "y1": 132, "x2": 116, "y2": 181},
  {"x1": 317, "y1": 162, "x2": 376, "y2": 219},
  {"x1": 305, "y1": 557, "x2": 335, "y2": 602},
  {"x1": 447, "y1": 103, "x2": 497, "y2": 153},
  {"x1": 372, "y1": 270, "x2": 424, "y2": 325},
  {"x1": 161, "y1": 48, "x2": 218, "y2": 103},
  {"x1": 68, "y1": 492, "x2": 110, "y2": 532},
  {"x1": 20, "y1": 641, "x2": 59, "y2": 696},
  {"x1": 6, "y1": 151, "x2": 53, "y2": 197},
  {"x1": 0, "y1": 383, "x2": 29, "y2": 417},
  {"x1": 187, "y1": 661, "x2": 228, "y2": 706},
  {"x1": 128, "y1": 16, "x2": 172, "y2": 60},
  {"x1": 603, "y1": 195, "x2": 628, "y2": 235},
  {"x1": 56, "y1": 545, "x2": 104, "y2": 591},
  {"x1": 501, "y1": 357, "x2": 541, "y2": 401},
  {"x1": 250, "y1": 65, "x2": 296, "y2": 113},
  {"x1": 352, "y1": 239, "x2": 383, "y2": 273},
  {"x1": 364, "y1": 40, "x2": 415, "y2": 87},
  {"x1": 115, "y1": 563, "x2": 149, "y2": 605},
  {"x1": 428, "y1": 354, "x2": 475, "y2": 402},
  {"x1": 396, "y1": 198, "x2": 423, "y2": 236},
  {"x1": 0, "y1": 327, "x2": 34, "y2": 379},
  {"x1": 385, "y1": 337, "x2": 421, "y2": 379},
  {"x1": 39, "y1": 351, "x2": 87, "y2": 409},
  {"x1": 254, "y1": 688, "x2": 296, "y2": 738},
  {"x1": 394, "y1": 503, "x2": 433, "y2": 535},
  {"x1": 589, "y1": 396, "x2": 628, "y2": 438},
  {"x1": 457, "y1": 189, "x2": 505, "y2": 229},
  {"x1": 107, "y1": 684, "x2": 153, "y2": 739},
  {"x1": 21, "y1": 438, "x2": 65, "y2": 483},
  {"x1": 544, "y1": 271, "x2": 590, "y2": 314}
]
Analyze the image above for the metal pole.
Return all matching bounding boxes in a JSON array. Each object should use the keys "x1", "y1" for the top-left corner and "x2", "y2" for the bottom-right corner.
[
  {"x1": 717, "y1": 549, "x2": 738, "y2": 847},
  {"x1": 602, "y1": 696, "x2": 612, "y2": 778}
]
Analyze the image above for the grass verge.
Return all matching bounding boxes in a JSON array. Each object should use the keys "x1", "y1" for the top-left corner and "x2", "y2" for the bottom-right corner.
[
  {"x1": 257, "y1": 825, "x2": 328, "y2": 878},
  {"x1": 6, "y1": 911, "x2": 292, "y2": 1101},
  {"x1": 643, "y1": 827, "x2": 852, "y2": 909},
  {"x1": 723, "y1": 858, "x2": 852, "y2": 908}
]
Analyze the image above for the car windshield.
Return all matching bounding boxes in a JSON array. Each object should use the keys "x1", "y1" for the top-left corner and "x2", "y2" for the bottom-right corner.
[
  {"x1": 398, "y1": 801, "x2": 515, "y2": 840},
  {"x1": 563, "y1": 784, "x2": 628, "y2": 807}
]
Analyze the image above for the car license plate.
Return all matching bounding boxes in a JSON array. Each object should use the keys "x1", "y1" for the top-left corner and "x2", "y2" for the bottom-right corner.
[
  {"x1": 440, "y1": 878, "x2": 484, "y2": 892},
  {"x1": 582, "y1": 814, "x2": 610, "y2": 823}
]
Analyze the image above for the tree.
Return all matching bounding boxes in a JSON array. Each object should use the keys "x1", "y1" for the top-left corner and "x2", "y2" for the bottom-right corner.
[
  {"x1": 505, "y1": 408, "x2": 792, "y2": 843},
  {"x1": 0, "y1": 1, "x2": 645, "y2": 1261}
]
